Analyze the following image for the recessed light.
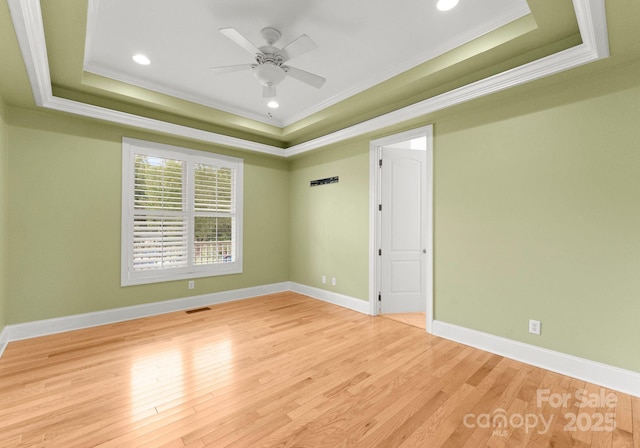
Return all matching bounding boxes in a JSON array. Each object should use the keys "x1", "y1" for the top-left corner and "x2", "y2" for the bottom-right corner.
[
  {"x1": 437, "y1": 0, "x2": 459, "y2": 11},
  {"x1": 267, "y1": 100, "x2": 279, "y2": 109},
  {"x1": 132, "y1": 54, "x2": 150, "y2": 65}
]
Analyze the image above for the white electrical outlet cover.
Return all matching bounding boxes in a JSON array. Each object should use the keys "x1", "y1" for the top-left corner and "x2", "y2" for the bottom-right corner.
[{"x1": 529, "y1": 319, "x2": 541, "y2": 335}]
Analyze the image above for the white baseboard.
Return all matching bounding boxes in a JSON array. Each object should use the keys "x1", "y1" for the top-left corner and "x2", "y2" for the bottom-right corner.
[
  {"x1": 5, "y1": 282, "x2": 290, "y2": 342},
  {"x1": 2, "y1": 282, "x2": 368, "y2": 345},
  {"x1": 0, "y1": 325, "x2": 8, "y2": 359},
  {"x1": 8, "y1": 286, "x2": 635, "y2": 399},
  {"x1": 433, "y1": 320, "x2": 640, "y2": 398},
  {"x1": 288, "y1": 282, "x2": 370, "y2": 315}
]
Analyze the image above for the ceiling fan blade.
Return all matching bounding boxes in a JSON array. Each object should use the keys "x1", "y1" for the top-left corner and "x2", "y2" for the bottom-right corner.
[
  {"x1": 285, "y1": 66, "x2": 326, "y2": 89},
  {"x1": 210, "y1": 64, "x2": 254, "y2": 74},
  {"x1": 219, "y1": 28, "x2": 261, "y2": 56},
  {"x1": 263, "y1": 85, "x2": 277, "y2": 98},
  {"x1": 276, "y1": 34, "x2": 316, "y2": 62}
]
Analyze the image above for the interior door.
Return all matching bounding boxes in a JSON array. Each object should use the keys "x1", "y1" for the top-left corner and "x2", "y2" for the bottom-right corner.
[{"x1": 380, "y1": 145, "x2": 427, "y2": 314}]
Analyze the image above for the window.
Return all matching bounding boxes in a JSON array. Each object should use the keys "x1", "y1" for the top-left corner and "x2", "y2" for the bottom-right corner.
[{"x1": 122, "y1": 138, "x2": 243, "y2": 286}]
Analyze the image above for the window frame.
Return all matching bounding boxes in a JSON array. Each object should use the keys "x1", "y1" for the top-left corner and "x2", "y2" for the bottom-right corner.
[{"x1": 121, "y1": 137, "x2": 243, "y2": 286}]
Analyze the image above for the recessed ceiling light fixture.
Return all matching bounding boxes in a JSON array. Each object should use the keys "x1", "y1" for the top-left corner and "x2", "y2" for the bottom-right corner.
[
  {"x1": 267, "y1": 100, "x2": 279, "y2": 109},
  {"x1": 132, "y1": 54, "x2": 151, "y2": 65},
  {"x1": 437, "y1": 0, "x2": 459, "y2": 11}
]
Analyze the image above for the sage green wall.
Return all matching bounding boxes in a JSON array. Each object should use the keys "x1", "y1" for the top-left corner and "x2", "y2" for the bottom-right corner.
[
  {"x1": 288, "y1": 62, "x2": 640, "y2": 373},
  {"x1": 6, "y1": 108, "x2": 289, "y2": 324},
  {"x1": 4, "y1": 61, "x2": 640, "y2": 375},
  {"x1": 0, "y1": 98, "x2": 8, "y2": 331},
  {"x1": 434, "y1": 78, "x2": 640, "y2": 373},
  {"x1": 289, "y1": 142, "x2": 369, "y2": 301}
]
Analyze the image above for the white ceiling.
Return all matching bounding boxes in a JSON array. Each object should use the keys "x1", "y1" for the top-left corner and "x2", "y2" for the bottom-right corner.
[{"x1": 83, "y1": 0, "x2": 530, "y2": 128}]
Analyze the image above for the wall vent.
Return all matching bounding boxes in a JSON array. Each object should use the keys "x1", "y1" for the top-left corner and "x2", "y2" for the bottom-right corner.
[
  {"x1": 185, "y1": 307, "x2": 211, "y2": 314},
  {"x1": 310, "y1": 176, "x2": 339, "y2": 187}
]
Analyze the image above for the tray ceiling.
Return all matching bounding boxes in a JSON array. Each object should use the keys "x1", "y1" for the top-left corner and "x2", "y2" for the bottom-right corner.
[
  {"x1": 4, "y1": 0, "x2": 611, "y2": 154},
  {"x1": 83, "y1": 0, "x2": 530, "y2": 127}
]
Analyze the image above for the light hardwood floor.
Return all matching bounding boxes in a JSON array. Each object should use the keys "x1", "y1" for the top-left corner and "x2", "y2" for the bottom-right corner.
[
  {"x1": 380, "y1": 313, "x2": 426, "y2": 330},
  {"x1": 0, "y1": 292, "x2": 637, "y2": 447}
]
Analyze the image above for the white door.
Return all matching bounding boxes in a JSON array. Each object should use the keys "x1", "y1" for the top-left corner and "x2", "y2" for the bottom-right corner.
[{"x1": 380, "y1": 145, "x2": 427, "y2": 314}]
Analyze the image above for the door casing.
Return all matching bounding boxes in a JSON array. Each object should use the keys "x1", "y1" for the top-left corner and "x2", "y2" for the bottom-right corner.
[{"x1": 368, "y1": 125, "x2": 434, "y2": 333}]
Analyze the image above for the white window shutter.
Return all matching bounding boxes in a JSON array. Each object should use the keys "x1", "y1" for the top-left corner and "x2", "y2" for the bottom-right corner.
[
  {"x1": 122, "y1": 138, "x2": 243, "y2": 286},
  {"x1": 193, "y1": 163, "x2": 236, "y2": 265}
]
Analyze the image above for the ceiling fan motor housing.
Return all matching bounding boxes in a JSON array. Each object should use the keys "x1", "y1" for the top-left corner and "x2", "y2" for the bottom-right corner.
[{"x1": 213, "y1": 25, "x2": 325, "y2": 95}]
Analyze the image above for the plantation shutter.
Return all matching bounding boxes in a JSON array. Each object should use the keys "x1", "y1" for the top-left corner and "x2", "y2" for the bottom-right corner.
[
  {"x1": 193, "y1": 163, "x2": 236, "y2": 265},
  {"x1": 132, "y1": 155, "x2": 188, "y2": 271},
  {"x1": 122, "y1": 138, "x2": 243, "y2": 286}
]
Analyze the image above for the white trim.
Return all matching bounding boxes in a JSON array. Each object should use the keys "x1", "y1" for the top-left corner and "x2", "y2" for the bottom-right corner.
[
  {"x1": 285, "y1": 23, "x2": 608, "y2": 155},
  {"x1": 0, "y1": 326, "x2": 8, "y2": 358},
  {"x1": 288, "y1": 282, "x2": 371, "y2": 315},
  {"x1": 83, "y1": 0, "x2": 530, "y2": 129},
  {"x1": 3, "y1": 289, "x2": 638, "y2": 398},
  {"x1": 574, "y1": 0, "x2": 609, "y2": 57},
  {"x1": 368, "y1": 126, "x2": 434, "y2": 333},
  {"x1": 1, "y1": 282, "x2": 369, "y2": 344},
  {"x1": 121, "y1": 137, "x2": 244, "y2": 286},
  {"x1": 83, "y1": 62, "x2": 284, "y2": 128},
  {"x1": 49, "y1": 96, "x2": 286, "y2": 157},
  {"x1": 368, "y1": 141, "x2": 381, "y2": 317},
  {"x1": 433, "y1": 320, "x2": 640, "y2": 398},
  {"x1": 424, "y1": 128, "x2": 434, "y2": 334},
  {"x1": 6, "y1": 0, "x2": 286, "y2": 157},
  {"x1": 7, "y1": 0, "x2": 608, "y2": 158},
  {"x1": 280, "y1": 3, "x2": 532, "y2": 127},
  {"x1": 7, "y1": 0, "x2": 50, "y2": 106},
  {"x1": 5, "y1": 282, "x2": 290, "y2": 342}
]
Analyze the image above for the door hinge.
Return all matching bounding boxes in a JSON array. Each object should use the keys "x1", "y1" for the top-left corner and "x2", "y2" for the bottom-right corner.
[
  {"x1": 378, "y1": 204, "x2": 382, "y2": 211},
  {"x1": 378, "y1": 249, "x2": 382, "y2": 256},
  {"x1": 378, "y1": 293, "x2": 382, "y2": 302},
  {"x1": 379, "y1": 159, "x2": 383, "y2": 167}
]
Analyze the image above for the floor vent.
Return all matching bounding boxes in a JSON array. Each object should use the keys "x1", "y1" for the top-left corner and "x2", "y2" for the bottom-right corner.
[{"x1": 185, "y1": 307, "x2": 211, "y2": 314}]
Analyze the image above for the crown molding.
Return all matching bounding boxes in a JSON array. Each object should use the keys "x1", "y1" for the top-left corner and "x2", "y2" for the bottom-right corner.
[
  {"x1": 46, "y1": 96, "x2": 286, "y2": 157},
  {"x1": 279, "y1": 3, "x2": 532, "y2": 127},
  {"x1": 284, "y1": 0, "x2": 610, "y2": 156},
  {"x1": 8, "y1": 0, "x2": 51, "y2": 106},
  {"x1": 8, "y1": 0, "x2": 609, "y2": 158},
  {"x1": 83, "y1": 62, "x2": 285, "y2": 128}
]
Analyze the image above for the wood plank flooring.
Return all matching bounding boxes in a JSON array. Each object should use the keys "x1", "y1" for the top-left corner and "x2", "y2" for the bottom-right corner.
[
  {"x1": 0, "y1": 292, "x2": 637, "y2": 447},
  {"x1": 380, "y1": 313, "x2": 426, "y2": 330}
]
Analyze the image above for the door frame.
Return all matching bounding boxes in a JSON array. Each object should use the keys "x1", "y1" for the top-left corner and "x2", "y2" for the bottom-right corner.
[{"x1": 368, "y1": 125, "x2": 434, "y2": 333}]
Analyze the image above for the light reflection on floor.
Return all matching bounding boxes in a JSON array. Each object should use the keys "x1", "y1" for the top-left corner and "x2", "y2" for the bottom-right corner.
[{"x1": 129, "y1": 338, "x2": 234, "y2": 417}]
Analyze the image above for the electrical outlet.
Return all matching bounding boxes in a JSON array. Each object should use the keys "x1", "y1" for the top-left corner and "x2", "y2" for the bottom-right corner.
[
  {"x1": 331, "y1": 277, "x2": 337, "y2": 286},
  {"x1": 321, "y1": 275, "x2": 326, "y2": 284},
  {"x1": 188, "y1": 280, "x2": 195, "y2": 290},
  {"x1": 529, "y1": 319, "x2": 541, "y2": 335}
]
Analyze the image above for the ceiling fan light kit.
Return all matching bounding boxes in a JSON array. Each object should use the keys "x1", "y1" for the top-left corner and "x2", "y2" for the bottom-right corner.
[
  {"x1": 212, "y1": 26, "x2": 326, "y2": 100},
  {"x1": 253, "y1": 59, "x2": 286, "y2": 93}
]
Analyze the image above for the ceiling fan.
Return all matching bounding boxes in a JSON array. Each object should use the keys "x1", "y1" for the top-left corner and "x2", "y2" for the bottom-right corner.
[{"x1": 211, "y1": 27, "x2": 326, "y2": 98}]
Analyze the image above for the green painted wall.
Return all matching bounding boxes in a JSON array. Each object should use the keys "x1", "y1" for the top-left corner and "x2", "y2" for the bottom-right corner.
[
  {"x1": 289, "y1": 143, "x2": 369, "y2": 301},
  {"x1": 288, "y1": 61, "x2": 640, "y2": 373},
  {"x1": 434, "y1": 79, "x2": 640, "y2": 373},
  {"x1": 0, "y1": 97, "x2": 7, "y2": 331},
  {"x1": 6, "y1": 108, "x2": 290, "y2": 323},
  {"x1": 3, "y1": 55, "x2": 640, "y2": 376}
]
